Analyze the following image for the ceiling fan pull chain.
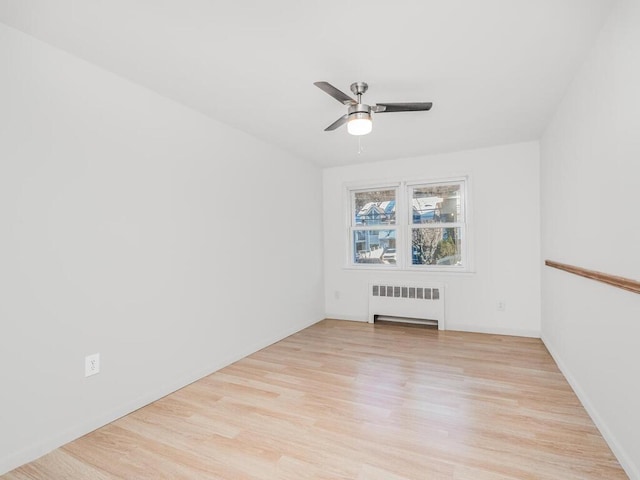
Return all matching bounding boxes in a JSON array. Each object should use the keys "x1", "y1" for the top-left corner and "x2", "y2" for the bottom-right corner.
[{"x1": 358, "y1": 136, "x2": 364, "y2": 154}]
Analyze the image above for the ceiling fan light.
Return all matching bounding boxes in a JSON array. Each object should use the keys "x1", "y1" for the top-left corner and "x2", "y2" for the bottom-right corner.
[{"x1": 347, "y1": 113, "x2": 372, "y2": 136}]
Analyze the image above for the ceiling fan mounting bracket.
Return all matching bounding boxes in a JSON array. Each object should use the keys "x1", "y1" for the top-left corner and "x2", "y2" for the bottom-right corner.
[{"x1": 350, "y1": 82, "x2": 369, "y2": 97}]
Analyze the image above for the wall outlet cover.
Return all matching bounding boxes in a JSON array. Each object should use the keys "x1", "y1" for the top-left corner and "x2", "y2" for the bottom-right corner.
[{"x1": 85, "y1": 353, "x2": 100, "y2": 377}]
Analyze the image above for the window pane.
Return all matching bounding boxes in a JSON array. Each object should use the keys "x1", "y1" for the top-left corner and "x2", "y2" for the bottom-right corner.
[
  {"x1": 412, "y1": 183, "x2": 462, "y2": 224},
  {"x1": 353, "y1": 229, "x2": 396, "y2": 264},
  {"x1": 411, "y1": 227, "x2": 462, "y2": 266},
  {"x1": 353, "y1": 190, "x2": 396, "y2": 225}
]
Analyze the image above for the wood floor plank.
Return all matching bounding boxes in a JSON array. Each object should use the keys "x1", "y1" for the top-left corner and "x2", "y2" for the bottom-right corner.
[
  {"x1": 3, "y1": 450, "x2": 118, "y2": 480},
  {"x1": 2, "y1": 320, "x2": 628, "y2": 479}
]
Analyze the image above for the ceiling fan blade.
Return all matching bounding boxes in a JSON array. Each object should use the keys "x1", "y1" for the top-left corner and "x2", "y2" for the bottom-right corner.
[
  {"x1": 373, "y1": 102, "x2": 433, "y2": 113},
  {"x1": 314, "y1": 81, "x2": 357, "y2": 106},
  {"x1": 324, "y1": 114, "x2": 349, "y2": 131}
]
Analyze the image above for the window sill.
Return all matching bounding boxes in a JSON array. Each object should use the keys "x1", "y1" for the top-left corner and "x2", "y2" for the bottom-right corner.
[{"x1": 342, "y1": 265, "x2": 476, "y2": 276}]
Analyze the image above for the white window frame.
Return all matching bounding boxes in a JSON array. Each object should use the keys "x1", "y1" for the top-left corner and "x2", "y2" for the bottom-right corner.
[
  {"x1": 345, "y1": 177, "x2": 470, "y2": 272},
  {"x1": 347, "y1": 183, "x2": 401, "y2": 269},
  {"x1": 406, "y1": 178, "x2": 468, "y2": 272}
]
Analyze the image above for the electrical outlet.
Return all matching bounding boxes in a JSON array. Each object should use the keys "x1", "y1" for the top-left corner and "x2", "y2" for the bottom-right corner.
[
  {"x1": 497, "y1": 301, "x2": 506, "y2": 312},
  {"x1": 85, "y1": 353, "x2": 100, "y2": 377}
]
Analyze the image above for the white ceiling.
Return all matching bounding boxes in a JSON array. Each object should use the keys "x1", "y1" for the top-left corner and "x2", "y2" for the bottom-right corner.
[{"x1": 0, "y1": 0, "x2": 616, "y2": 167}]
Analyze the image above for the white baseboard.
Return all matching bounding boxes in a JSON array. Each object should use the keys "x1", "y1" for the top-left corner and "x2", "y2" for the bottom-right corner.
[
  {"x1": 324, "y1": 313, "x2": 368, "y2": 322},
  {"x1": 326, "y1": 316, "x2": 541, "y2": 338},
  {"x1": 542, "y1": 334, "x2": 639, "y2": 480},
  {"x1": 0, "y1": 316, "x2": 322, "y2": 476},
  {"x1": 446, "y1": 323, "x2": 540, "y2": 338}
]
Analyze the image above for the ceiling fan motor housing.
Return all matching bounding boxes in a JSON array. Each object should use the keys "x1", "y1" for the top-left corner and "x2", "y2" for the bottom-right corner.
[{"x1": 348, "y1": 103, "x2": 372, "y2": 119}]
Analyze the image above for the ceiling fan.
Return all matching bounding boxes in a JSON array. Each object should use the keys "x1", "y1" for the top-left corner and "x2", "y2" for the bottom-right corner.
[{"x1": 314, "y1": 81, "x2": 433, "y2": 136}]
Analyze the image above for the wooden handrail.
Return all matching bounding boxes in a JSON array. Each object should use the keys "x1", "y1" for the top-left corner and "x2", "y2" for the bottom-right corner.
[{"x1": 545, "y1": 260, "x2": 640, "y2": 295}]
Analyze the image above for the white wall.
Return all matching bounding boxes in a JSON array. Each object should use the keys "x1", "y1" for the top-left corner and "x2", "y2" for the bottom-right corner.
[
  {"x1": 323, "y1": 142, "x2": 541, "y2": 337},
  {"x1": 0, "y1": 23, "x2": 324, "y2": 474},
  {"x1": 540, "y1": 0, "x2": 640, "y2": 478}
]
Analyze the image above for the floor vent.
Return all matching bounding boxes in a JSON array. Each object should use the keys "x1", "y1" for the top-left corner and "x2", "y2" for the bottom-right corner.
[{"x1": 368, "y1": 283, "x2": 445, "y2": 330}]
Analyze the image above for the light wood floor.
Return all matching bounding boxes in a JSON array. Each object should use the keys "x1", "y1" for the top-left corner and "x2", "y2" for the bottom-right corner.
[{"x1": 3, "y1": 320, "x2": 627, "y2": 479}]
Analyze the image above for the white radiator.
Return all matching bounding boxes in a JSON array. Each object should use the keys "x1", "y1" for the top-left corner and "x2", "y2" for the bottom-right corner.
[{"x1": 368, "y1": 283, "x2": 445, "y2": 330}]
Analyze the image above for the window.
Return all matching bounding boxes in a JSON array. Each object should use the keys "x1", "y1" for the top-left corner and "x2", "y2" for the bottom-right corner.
[
  {"x1": 350, "y1": 187, "x2": 397, "y2": 265},
  {"x1": 347, "y1": 178, "x2": 468, "y2": 270},
  {"x1": 409, "y1": 181, "x2": 465, "y2": 267}
]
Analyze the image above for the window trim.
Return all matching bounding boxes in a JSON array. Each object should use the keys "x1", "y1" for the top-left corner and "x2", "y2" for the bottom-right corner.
[{"x1": 344, "y1": 176, "x2": 471, "y2": 272}]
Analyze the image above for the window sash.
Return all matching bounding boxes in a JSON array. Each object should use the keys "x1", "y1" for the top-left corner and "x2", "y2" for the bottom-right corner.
[
  {"x1": 351, "y1": 224, "x2": 398, "y2": 231},
  {"x1": 407, "y1": 225, "x2": 466, "y2": 269},
  {"x1": 350, "y1": 187, "x2": 399, "y2": 227},
  {"x1": 350, "y1": 228, "x2": 399, "y2": 266},
  {"x1": 408, "y1": 180, "x2": 465, "y2": 226}
]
